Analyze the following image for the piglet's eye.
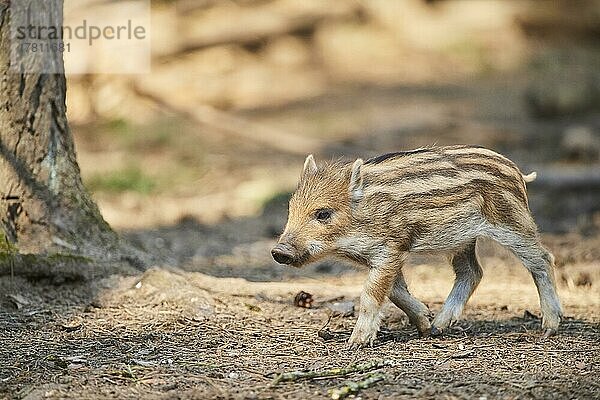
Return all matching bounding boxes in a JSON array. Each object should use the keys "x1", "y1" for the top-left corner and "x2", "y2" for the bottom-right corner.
[{"x1": 315, "y1": 208, "x2": 333, "y2": 222}]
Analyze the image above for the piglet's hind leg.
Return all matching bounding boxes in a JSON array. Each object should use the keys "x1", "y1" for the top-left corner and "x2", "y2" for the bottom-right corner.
[
  {"x1": 487, "y1": 227, "x2": 563, "y2": 337},
  {"x1": 431, "y1": 241, "x2": 483, "y2": 336}
]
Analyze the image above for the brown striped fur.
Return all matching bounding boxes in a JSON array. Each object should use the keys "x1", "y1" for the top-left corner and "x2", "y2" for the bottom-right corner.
[{"x1": 272, "y1": 146, "x2": 562, "y2": 347}]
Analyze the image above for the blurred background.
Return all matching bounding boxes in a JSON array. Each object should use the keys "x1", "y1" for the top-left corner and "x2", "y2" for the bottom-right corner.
[{"x1": 64, "y1": 0, "x2": 600, "y2": 277}]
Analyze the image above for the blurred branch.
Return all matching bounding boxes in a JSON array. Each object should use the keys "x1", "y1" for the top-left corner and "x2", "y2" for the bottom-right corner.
[
  {"x1": 516, "y1": 3, "x2": 600, "y2": 42},
  {"x1": 530, "y1": 167, "x2": 600, "y2": 189},
  {"x1": 132, "y1": 84, "x2": 321, "y2": 155},
  {"x1": 174, "y1": 0, "x2": 252, "y2": 15},
  {"x1": 157, "y1": 1, "x2": 361, "y2": 60}
]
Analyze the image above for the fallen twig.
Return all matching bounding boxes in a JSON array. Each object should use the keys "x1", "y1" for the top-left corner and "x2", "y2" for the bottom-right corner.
[
  {"x1": 132, "y1": 84, "x2": 321, "y2": 156},
  {"x1": 328, "y1": 373, "x2": 386, "y2": 400},
  {"x1": 271, "y1": 360, "x2": 393, "y2": 385}
]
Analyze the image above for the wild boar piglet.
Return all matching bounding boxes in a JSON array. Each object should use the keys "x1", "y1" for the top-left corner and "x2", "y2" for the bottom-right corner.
[{"x1": 271, "y1": 145, "x2": 562, "y2": 347}]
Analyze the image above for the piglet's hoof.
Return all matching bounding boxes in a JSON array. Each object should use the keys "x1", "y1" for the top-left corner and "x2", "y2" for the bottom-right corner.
[
  {"x1": 346, "y1": 341, "x2": 364, "y2": 350},
  {"x1": 430, "y1": 326, "x2": 443, "y2": 337},
  {"x1": 415, "y1": 316, "x2": 432, "y2": 338},
  {"x1": 347, "y1": 329, "x2": 377, "y2": 349},
  {"x1": 541, "y1": 328, "x2": 558, "y2": 340}
]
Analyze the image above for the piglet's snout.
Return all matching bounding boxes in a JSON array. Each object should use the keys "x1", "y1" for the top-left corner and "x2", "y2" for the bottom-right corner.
[{"x1": 271, "y1": 243, "x2": 295, "y2": 265}]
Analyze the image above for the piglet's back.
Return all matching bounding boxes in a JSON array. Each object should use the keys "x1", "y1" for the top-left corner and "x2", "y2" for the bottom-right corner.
[{"x1": 358, "y1": 145, "x2": 534, "y2": 238}]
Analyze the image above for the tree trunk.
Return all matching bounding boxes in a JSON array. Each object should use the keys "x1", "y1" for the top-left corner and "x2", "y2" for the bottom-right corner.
[{"x1": 0, "y1": 1, "x2": 144, "y2": 278}]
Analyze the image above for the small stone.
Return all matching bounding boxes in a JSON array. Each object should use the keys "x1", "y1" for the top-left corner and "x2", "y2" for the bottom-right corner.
[
  {"x1": 60, "y1": 316, "x2": 83, "y2": 332},
  {"x1": 7, "y1": 294, "x2": 30, "y2": 310},
  {"x1": 575, "y1": 361, "x2": 587, "y2": 370},
  {"x1": 318, "y1": 329, "x2": 335, "y2": 341}
]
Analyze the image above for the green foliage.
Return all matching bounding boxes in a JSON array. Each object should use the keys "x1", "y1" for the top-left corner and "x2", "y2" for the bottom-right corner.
[
  {"x1": 105, "y1": 118, "x2": 131, "y2": 135},
  {"x1": 0, "y1": 232, "x2": 18, "y2": 254},
  {"x1": 443, "y1": 40, "x2": 492, "y2": 74},
  {"x1": 77, "y1": 117, "x2": 208, "y2": 197},
  {"x1": 86, "y1": 166, "x2": 156, "y2": 194},
  {"x1": 105, "y1": 118, "x2": 174, "y2": 151}
]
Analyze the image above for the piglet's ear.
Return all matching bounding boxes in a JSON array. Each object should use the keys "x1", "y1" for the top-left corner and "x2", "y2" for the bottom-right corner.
[
  {"x1": 349, "y1": 158, "x2": 364, "y2": 202},
  {"x1": 302, "y1": 154, "x2": 318, "y2": 176}
]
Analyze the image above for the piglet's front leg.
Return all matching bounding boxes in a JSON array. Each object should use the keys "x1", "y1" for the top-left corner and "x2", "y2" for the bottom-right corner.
[{"x1": 348, "y1": 258, "x2": 401, "y2": 348}]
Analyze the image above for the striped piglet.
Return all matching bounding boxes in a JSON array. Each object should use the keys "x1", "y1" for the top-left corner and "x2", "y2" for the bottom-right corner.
[{"x1": 271, "y1": 145, "x2": 562, "y2": 347}]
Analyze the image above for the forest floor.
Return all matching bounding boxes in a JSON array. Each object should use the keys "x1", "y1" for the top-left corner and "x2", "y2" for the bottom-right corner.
[
  {"x1": 2, "y1": 76, "x2": 600, "y2": 399},
  {"x1": 3, "y1": 34, "x2": 600, "y2": 400},
  {"x1": 0, "y1": 222, "x2": 599, "y2": 399}
]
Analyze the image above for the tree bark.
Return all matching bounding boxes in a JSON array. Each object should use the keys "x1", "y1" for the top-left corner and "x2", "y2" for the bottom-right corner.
[{"x1": 0, "y1": 0, "x2": 144, "y2": 276}]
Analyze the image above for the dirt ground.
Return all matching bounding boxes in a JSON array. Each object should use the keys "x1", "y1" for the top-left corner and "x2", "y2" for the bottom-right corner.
[
  {"x1": 2, "y1": 76, "x2": 600, "y2": 400},
  {"x1": 1, "y1": 226, "x2": 599, "y2": 399},
  {"x1": 2, "y1": 2, "x2": 600, "y2": 397},
  {"x1": 3, "y1": 77, "x2": 600, "y2": 399}
]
